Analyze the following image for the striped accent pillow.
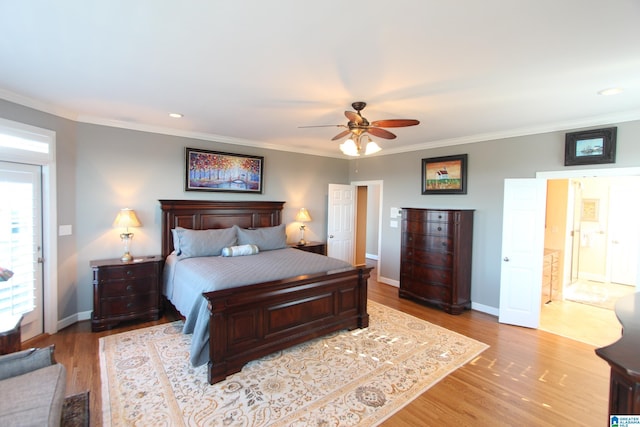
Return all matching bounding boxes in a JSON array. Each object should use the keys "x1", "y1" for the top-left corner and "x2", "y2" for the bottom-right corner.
[{"x1": 221, "y1": 244, "x2": 259, "y2": 257}]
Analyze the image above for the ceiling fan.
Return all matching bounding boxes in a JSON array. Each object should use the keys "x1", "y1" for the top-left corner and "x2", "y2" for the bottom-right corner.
[{"x1": 299, "y1": 102, "x2": 420, "y2": 155}]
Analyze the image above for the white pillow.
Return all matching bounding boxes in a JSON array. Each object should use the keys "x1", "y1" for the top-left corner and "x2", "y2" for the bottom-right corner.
[
  {"x1": 173, "y1": 227, "x2": 237, "y2": 258},
  {"x1": 221, "y1": 244, "x2": 259, "y2": 257},
  {"x1": 235, "y1": 224, "x2": 287, "y2": 251}
]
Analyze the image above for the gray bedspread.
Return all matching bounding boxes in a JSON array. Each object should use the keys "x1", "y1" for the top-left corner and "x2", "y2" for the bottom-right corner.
[{"x1": 163, "y1": 248, "x2": 352, "y2": 366}]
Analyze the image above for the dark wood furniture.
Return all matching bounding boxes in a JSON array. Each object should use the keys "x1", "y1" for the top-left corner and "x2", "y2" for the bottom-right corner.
[
  {"x1": 595, "y1": 291, "x2": 640, "y2": 416},
  {"x1": 91, "y1": 255, "x2": 164, "y2": 332},
  {"x1": 0, "y1": 314, "x2": 22, "y2": 355},
  {"x1": 159, "y1": 200, "x2": 371, "y2": 384},
  {"x1": 290, "y1": 241, "x2": 326, "y2": 255},
  {"x1": 399, "y1": 208, "x2": 474, "y2": 314}
]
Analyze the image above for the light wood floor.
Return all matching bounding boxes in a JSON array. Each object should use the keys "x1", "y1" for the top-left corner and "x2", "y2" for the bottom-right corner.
[{"x1": 24, "y1": 274, "x2": 612, "y2": 426}]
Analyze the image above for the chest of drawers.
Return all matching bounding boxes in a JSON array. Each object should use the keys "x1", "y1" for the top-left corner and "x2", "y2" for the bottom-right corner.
[
  {"x1": 91, "y1": 255, "x2": 164, "y2": 331},
  {"x1": 400, "y1": 208, "x2": 474, "y2": 314}
]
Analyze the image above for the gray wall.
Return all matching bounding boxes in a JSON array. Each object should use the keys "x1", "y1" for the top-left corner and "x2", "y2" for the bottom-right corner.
[
  {"x1": 349, "y1": 120, "x2": 640, "y2": 309},
  {"x1": 2, "y1": 96, "x2": 639, "y2": 321},
  {"x1": 1, "y1": 99, "x2": 348, "y2": 319}
]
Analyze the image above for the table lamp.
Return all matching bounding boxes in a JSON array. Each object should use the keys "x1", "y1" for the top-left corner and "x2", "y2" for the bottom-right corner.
[
  {"x1": 113, "y1": 208, "x2": 142, "y2": 262},
  {"x1": 295, "y1": 208, "x2": 312, "y2": 245}
]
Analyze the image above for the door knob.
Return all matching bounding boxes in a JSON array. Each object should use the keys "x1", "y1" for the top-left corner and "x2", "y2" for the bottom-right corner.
[
  {"x1": 503, "y1": 257, "x2": 510, "y2": 262},
  {"x1": 329, "y1": 235, "x2": 334, "y2": 239}
]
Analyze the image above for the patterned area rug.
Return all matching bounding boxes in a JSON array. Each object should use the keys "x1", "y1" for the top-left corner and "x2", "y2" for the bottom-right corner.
[{"x1": 100, "y1": 300, "x2": 488, "y2": 426}]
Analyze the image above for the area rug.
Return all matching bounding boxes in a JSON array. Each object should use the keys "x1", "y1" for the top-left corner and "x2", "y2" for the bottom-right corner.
[
  {"x1": 62, "y1": 391, "x2": 90, "y2": 427},
  {"x1": 100, "y1": 300, "x2": 488, "y2": 426}
]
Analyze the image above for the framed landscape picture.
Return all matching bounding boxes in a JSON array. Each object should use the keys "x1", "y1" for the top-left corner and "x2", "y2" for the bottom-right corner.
[
  {"x1": 564, "y1": 127, "x2": 616, "y2": 166},
  {"x1": 185, "y1": 147, "x2": 264, "y2": 193},
  {"x1": 422, "y1": 154, "x2": 468, "y2": 194}
]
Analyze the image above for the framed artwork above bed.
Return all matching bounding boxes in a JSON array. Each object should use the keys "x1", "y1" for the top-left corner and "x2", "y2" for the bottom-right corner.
[{"x1": 185, "y1": 147, "x2": 264, "y2": 193}]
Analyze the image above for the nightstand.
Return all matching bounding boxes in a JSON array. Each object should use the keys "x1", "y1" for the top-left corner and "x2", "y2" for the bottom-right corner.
[
  {"x1": 290, "y1": 241, "x2": 326, "y2": 255},
  {"x1": 91, "y1": 255, "x2": 164, "y2": 332},
  {"x1": 0, "y1": 314, "x2": 22, "y2": 355}
]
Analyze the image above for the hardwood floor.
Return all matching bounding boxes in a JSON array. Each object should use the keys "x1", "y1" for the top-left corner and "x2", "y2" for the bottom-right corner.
[{"x1": 24, "y1": 274, "x2": 611, "y2": 426}]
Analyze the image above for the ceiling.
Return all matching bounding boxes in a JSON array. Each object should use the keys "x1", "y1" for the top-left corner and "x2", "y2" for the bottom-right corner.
[{"x1": 1, "y1": 1, "x2": 639, "y2": 158}]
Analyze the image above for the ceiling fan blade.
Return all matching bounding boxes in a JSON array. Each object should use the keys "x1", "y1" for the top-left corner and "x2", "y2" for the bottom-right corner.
[
  {"x1": 298, "y1": 124, "x2": 343, "y2": 128},
  {"x1": 367, "y1": 127, "x2": 397, "y2": 139},
  {"x1": 331, "y1": 129, "x2": 352, "y2": 141},
  {"x1": 370, "y1": 119, "x2": 420, "y2": 128},
  {"x1": 344, "y1": 111, "x2": 364, "y2": 125}
]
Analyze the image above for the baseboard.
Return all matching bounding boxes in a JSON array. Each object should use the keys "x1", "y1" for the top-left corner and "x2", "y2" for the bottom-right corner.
[
  {"x1": 378, "y1": 276, "x2": 399, "y2": 287},
  {"x1": 57, "y1": 310, "x2": 91, "y2": 332},
  {"x1": 471, "y1": 302, "x2": 498, "y2": 317}
]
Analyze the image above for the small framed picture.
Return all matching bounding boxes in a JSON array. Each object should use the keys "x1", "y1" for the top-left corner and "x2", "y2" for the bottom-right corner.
[
  {"x1": 421, "y1": 154, "x2": 468, "y2": 194},
  {"x1": 564, "y1": 127, "x2": 616, "y2": 166},
  {"x1": 185, "y1": 147, "x2": 264, "y2": 193}
]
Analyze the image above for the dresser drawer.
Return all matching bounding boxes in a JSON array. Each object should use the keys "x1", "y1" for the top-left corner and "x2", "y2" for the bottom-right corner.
[
  {"x1": 403, "y1": 233, "x2": 453, "y2": 252},
  {"x1": 404, "y1": 209, "x2": 454, "y2": 223},
  {"x1": 400, "y1": 278, "x2": 451, "y2": 301},
  {"x1": 96, "y1": 263, "x2": 156, "y2": 281},
  {"x1": 401, "y1": 263, "x2": 452, "y2": 285},
  {"x1": 99, "y1": 278, "x2": 156, "y2": 298},
  {"x1": 403, "y1": 247, "x2": 453, "y2": 267},
  {"x1": 100, "y1": 294, "x2": 158, "y2": 317},
  {"x1": 403, "y1": 220, "x2": 452, "y2": 236}
]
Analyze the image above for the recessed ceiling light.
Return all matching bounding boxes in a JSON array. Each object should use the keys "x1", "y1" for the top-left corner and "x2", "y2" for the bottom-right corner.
[
  {"x1": 598, "y1": 87, "x2": 623, "y2": 96},
  {"x1": 169, "y1": 112, "x2": 183, "y2": 118}
]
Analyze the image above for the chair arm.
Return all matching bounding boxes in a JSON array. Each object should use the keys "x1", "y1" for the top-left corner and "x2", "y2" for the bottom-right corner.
[{"x1": 0, "y1": 345, "x2": 56, "y2": 381}]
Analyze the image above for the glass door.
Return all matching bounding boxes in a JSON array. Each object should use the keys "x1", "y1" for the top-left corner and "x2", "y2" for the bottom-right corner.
[{"x1": 0, "y1": 161, "x2": 43, "y2": 341}]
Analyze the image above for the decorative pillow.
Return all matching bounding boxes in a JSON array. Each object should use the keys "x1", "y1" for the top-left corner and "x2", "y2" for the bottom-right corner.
[
  {"x1": 173, "y1": 227, "x2": 237, "y2": 258},
  {"x1": 235, "y1": 224, "x2": 287, "y2": 251},
  {"x1": 221, "y1": 244, "x2": 259, "y2": 257}
]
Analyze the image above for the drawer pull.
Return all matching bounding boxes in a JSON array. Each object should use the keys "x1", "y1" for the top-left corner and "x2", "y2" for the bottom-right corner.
[
  {"x1": 127, "y1": 302, "x2": 134, "y2": 309},
  {"x1": 437, "y1": 226, "x2": 442, "y2": 231},
  {"x1": 126, "y1": 270, "x2": 133, "y2": 276},
  {"x1": 126, "y1": 285, "x2": 133, "y2": 292}
]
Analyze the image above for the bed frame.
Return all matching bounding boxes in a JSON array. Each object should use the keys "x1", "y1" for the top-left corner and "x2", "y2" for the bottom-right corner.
[{"x1": 159, "y1": 200, "x2": 372, "y2": 384}]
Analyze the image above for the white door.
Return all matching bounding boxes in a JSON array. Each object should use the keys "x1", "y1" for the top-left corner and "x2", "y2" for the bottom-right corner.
[
  {"x1": 327, "y1": 183, "x2": 356, "y2": 264},
  {"x1": 499, "y1": 179, "x2": 547, "y2": 328},
  {"x1": 0, "y1": 161, "x2": 44, "y2": 340}
]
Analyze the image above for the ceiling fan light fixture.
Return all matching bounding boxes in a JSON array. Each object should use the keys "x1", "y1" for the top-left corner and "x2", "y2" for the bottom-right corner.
[
  {"x1": 364, "y1": 140, "x2": 381, "y2": 155},
  {"x1": 340, "y1": 139, "x2": 360, "y2": 156}
]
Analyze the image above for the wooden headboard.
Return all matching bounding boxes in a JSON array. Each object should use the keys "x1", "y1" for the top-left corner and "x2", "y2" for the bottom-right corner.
[{"x1": 159, "y1": 200, "x2": 285, "y2": 258}]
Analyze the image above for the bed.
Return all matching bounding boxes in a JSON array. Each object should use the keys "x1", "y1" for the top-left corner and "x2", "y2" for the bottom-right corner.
[{"x1": 159, "y1": 199, "x2": 372, "y2": 384}]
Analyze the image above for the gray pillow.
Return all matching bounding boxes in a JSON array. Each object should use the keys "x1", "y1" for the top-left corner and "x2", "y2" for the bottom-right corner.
[
  {"x1": 173, "y1": 227, "x2": 237, "y2": 258},
  {"x1": 235, "y1": 224, "x2": 287, "y2": 251}
]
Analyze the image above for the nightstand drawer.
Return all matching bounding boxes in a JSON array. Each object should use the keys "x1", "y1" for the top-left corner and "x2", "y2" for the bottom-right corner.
[
  {"x1": 100, "y1": 278, "x2": 156, "y2": 297},
  {"x1": 96, "y1": 263, "x2": 155, "y2": 281},
  {"x1": 100, "y1": 294, "x2": 157, "y2": 316}
]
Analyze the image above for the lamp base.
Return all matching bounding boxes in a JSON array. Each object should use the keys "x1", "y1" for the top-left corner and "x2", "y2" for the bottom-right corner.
[
  {"x1": 121, "y1": 252, "x2": 133, "y2": 262},
  {"x1": 297, "y1": 239, "x2": 307, "y2": 246}
]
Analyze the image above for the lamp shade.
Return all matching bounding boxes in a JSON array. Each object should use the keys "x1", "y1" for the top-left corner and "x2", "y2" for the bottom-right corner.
[
  {"x1": 295, "y1": 208, "x2": 312, "y2": 222},
  {"x1": 113, "y1": 208, "x2": 142, "y2": 230}
]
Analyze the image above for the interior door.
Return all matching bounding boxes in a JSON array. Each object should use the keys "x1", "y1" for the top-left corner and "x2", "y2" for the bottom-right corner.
[
  {"x1": 0, "y1": 161, "x2": 44, "y2": 340},
  {"x1": 327, "y1": 183, "x2": 356, "y2": 265},
  {"x1": 499, "y1": 178, "x2": 547, "y2": 328}
]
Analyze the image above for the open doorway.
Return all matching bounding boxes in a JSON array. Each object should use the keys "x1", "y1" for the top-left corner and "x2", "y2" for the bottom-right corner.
[
  {"x1": 352, "y1": 180, "x2": 382, "y2": 280},
  {"x1": 539, "y1": 175, "x2": 640, "y2": 347}
]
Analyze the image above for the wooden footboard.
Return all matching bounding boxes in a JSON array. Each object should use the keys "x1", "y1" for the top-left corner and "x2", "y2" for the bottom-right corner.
[{"x1": 204, "y1": 266, "x2": 372, "y2": 384}]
